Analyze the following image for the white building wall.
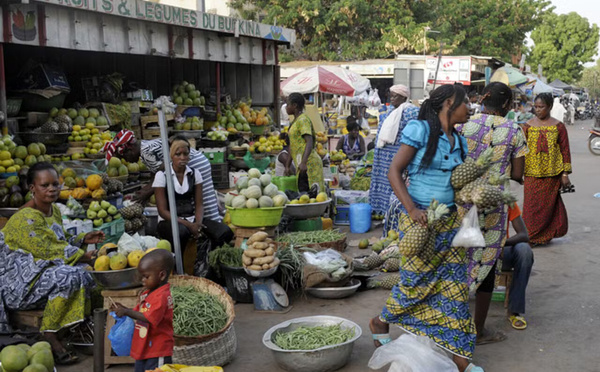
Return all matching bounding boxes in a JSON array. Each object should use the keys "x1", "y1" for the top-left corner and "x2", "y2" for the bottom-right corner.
[{"x1": 204, "y1": 0, "x2": 235, "y2": 16}]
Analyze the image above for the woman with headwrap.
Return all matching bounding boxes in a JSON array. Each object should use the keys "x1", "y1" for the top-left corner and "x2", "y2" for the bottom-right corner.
[
  {"x1": 369, "y1": 85, "x2": 419, "y2": 219},
  {"x1": 152, "y1": 136, "x2": 204, "y2": 255}
]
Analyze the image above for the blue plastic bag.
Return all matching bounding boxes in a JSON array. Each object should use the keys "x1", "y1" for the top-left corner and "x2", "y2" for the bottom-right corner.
[{"x1": 108, "y1": 311, "x2": 134, "y2": 356}]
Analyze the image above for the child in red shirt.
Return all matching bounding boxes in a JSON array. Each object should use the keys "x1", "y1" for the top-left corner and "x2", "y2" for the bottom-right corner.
[{"x1": 112, "y1": 249, "x2": 174, "y2": 372}]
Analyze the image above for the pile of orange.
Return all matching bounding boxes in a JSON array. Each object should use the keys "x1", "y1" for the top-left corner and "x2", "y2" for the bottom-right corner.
[{"x1": 239, "y1": 103, "x2": 272, "y2": 126}]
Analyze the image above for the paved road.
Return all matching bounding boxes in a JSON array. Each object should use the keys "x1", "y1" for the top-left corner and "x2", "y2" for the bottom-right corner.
[{"x1": 69, "y1": 119, "x2": 599, "y2": 371}]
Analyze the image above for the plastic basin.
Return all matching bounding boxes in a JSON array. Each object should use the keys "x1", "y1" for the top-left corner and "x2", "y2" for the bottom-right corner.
[{"x1": 225, "y1": 206, "x2": 284, "y2": 227}]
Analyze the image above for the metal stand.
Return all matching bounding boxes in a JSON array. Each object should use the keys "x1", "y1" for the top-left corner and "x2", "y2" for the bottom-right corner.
[{"x1": 93, "y1": 308, "x2": 107, "y2": 372}]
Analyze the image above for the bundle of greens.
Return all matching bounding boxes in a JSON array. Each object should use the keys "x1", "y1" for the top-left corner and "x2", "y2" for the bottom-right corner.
[
  {"x1": 276, "y1": 230, "x2": 345, "y2": 245},
  {"x1": 208, "y1": 243, "x2": 244, "y2": 276}
]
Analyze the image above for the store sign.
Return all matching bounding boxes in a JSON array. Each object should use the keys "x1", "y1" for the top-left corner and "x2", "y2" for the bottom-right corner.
[
  {"x1": 426, "y1": 56, "x2": 472, "y2": 86},
  {"x1": 39, "y1": 0, "x2": 294, "y2": 42}
]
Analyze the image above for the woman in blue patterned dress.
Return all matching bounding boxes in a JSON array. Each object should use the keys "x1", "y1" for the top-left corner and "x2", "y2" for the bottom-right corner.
[
  {"x1": 370, "y1": 85, "x2": 484, "y2": 372},
  {"x1": 369, "y1": 85, "x2": 419, "y2": 220}
]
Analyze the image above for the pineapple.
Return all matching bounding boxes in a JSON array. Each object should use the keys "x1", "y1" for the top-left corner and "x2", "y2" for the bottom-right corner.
[
  {"x1": 398, "y1": 200, "x2": 449, "y2": 257},
  {"x1": 367, "y1": 274, "x2": 401, "y2": 290},
  {"x1": 363, "y1": 253, "x2": 383, "y2": 270},
  {"x1": 55, "y1": 115, "x2": 72, "y2": 132},
  {"x1": 418, "y1": 231, "x2": 437, "y2": 262},
  {"x1": 382, "y1": 257, "x2": 400, "y2": 272},
  {"x1": 455, "y1": 172, "x2": 509, "y2": 205},
  {"x1": 451, "y1": 147, "x2": 494, "y2": 190},
  {"x1": 40, "y1": 120, "x2": 60, "y2": 133},
  {"x1": 471, "y1": 184, "x2": 516, "y2": 211}
]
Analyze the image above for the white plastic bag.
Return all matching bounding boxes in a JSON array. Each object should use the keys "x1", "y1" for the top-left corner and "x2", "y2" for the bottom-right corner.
[
  {"x1": 368, "y1": 334, "x2": 458, "y2": 372},
  {"x1": 368, "y1": 89, "x2": 382, "y2": 108},
  {"x1": 117, "y1": 232, "x2": 143, "y2": 256},
  {"x1": 451, "y1": 206, "x2": 485, "y2": 248}
]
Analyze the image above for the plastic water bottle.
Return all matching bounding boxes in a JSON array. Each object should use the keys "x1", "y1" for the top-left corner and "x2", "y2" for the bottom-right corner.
[{"x1": 350, "y1": 203, "x2": 372, "y2": 233}]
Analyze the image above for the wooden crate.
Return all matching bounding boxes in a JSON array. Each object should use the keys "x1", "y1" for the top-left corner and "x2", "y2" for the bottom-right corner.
[
  {"x1": 102, "y1": 288, "x2": 142, "y2": 366},
  {"x1": 233, "y1": 226, "x2": 276, "y2": 248},
  {"x1": 140, "y1": 114, "x2": 174, "y2": 127},
  {"x1": 10, "y1": 310, "x2": 43, "y2": 329}
]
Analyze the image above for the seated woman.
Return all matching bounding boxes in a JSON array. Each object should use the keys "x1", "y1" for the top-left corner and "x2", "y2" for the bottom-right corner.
[
  {"x1": 0, "y1": 162, "x2": 104, "y2": 364},
  {"x1": 275, "y1": 133, "x2": 296, "y2": 177},
  {"x1": 153, "y1": 136, "x2": 204, "y2": 256},
  {"x1": 336, "y1": 117, "x2": 366, "y2": 160}
]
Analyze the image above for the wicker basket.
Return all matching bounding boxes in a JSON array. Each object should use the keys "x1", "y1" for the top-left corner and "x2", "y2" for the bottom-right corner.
[
  {"x1": 173, "y1": 324, "x2": 237, "y2": 367},
  {"x1": 169, "y1": 275, "x2": 236, "y2": 345}
]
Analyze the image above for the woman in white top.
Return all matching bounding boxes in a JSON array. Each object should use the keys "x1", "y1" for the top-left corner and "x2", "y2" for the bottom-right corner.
[
  {"x1": 275, "y1": 133, "x2": 295, "y2": 176},
  {"x1": 153, "y1": 136, "x2": 204, "y2": 254}
]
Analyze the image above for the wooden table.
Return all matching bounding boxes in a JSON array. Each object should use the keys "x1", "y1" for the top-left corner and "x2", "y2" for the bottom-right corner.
[{"x1": 101, "y1": 288, "x2": 142, "y2": 367}]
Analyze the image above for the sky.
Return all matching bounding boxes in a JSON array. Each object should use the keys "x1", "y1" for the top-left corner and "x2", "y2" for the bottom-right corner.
[{"x1": 550, "y1": 0, "x2": 600, "y2": 66}]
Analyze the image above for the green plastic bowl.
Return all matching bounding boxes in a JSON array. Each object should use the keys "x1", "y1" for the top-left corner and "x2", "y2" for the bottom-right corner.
[{"x1": 226, "y1": 206, "x2": 284, "y2": 227}]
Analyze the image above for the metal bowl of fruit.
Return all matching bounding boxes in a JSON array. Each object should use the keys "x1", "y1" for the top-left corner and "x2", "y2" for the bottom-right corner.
[
  {"x1": 284, "y1": 199, "x2": 331, "y2": 219},
  {"x1": 90, "y1": 267, "x2": 142, "y2": 290}
]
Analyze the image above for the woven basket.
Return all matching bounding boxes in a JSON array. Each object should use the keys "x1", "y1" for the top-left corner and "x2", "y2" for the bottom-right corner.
[
  {"x1": 173, "y1": 324, "x2": 237, "y2": 367},
  {"x1": 169, "y1": 275, "x2": 235, "y2": 346}
]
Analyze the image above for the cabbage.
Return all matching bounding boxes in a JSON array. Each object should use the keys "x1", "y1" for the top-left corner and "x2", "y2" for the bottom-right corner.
[
  {"x1": 260, "y1": 174, "x2": 272, "y2": 187},
  {"x1": 231, "y1": 195, "x2": 247, "y2": 208},
  {"x1": 258, "y1": 195, "x2": 274, "y2": 208},
  {"x1": 248, "y1": 168, "x2": 261, "y2": 179},
  {"x1": 246, "y1": 185, "x2": 262, "y2": 199},
  {"x1": 246, "y1": 198, "x2": 259, "y2": 209}
]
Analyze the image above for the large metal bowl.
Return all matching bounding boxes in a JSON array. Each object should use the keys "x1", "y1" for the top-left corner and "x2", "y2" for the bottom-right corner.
[
  {"x1": 89, "y1": 267, "x2": 142, "y2": 290},
  {"x1": 283, "y1": 199, "x2": 331, "y2": 219},
  {"x1": 305, "y1": 278, "x2": 361, "y2": 299},
  {"x1": 263, "y1": 315, "x2": 362, "y2": 372}
]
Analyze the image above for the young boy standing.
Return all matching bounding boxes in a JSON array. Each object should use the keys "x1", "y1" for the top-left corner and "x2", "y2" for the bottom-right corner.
[{"x1": 112, "y1": 249, "x2": 175, "y2": 372}]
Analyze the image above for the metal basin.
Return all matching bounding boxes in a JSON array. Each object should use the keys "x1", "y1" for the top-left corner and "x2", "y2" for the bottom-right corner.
[
  {"x1": 90, "y1": 267, "x2": 142, "y2": 290},
  {"x1": 283, "y1": 199, "x2": 330, "y2": 219},
  {"x1": 305, "y1": 278, "x2": 361, "y2": 299},
  {"x1": 263, "y1": 315, "x2": 362, "y2": 372}
]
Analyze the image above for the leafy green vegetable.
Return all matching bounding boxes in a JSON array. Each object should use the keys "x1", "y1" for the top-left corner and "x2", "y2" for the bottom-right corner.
[
  {"x1": 276, "y1": 230, "x2": 345, "y2": 245},
  {"x1": 208, "y1": 243, "x2": 244, "y2": 276}
]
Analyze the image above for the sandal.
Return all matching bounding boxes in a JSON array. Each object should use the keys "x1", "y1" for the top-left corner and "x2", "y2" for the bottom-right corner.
[
  {"x1": 509, "y1": 314, "x2": 527, "y2": 330},
  {"x1": 476, "y1": 329, "x2": 507, "y2": 345},
  {"x1": 369, "y1": 318, "x2": 391, "y2": 347},
  {"x1": 54, "y1": 350, "x2": 79, "y2": 365}
]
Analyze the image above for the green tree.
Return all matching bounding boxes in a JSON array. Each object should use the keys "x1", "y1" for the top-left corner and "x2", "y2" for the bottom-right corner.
[
  {"x1": 529, "y1": 12, "x2": 600, "y2": 84},
  {"x1": 412, "y1": 0, "x2": 550, "y2": 60},
  {"x1": 578, "y1": 61, "x2": 600, "y2": 101}
]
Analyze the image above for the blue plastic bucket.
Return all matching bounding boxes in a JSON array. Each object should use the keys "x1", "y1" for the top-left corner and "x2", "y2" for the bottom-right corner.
[{"x1": 350, "y1": 203, "x2": 372, "y2": 233}]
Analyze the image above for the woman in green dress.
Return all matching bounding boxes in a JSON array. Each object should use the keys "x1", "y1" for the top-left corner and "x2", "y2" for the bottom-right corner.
[
  {"x1": 286, "y1": 93, "x2": 325, "y2": 193},
  {"x1": 0, "y1": 162, "x2": 105, "y2": 364}
]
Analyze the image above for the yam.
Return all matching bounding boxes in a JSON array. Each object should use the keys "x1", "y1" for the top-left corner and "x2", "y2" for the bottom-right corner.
[
  {"x1": 253, "y1": 255, "x2": 274, "y2": 265},
  {"x1": 269, "y1": 257, "x2": 280, "y2": 268},
  {"x1": 248, "y1": 264, "x2": 263, "y2": 271},
  {"x1": 262, "y1": 264, "x2": 270, "y2": 270},
  {"x1": 244, "y1": 248, "x2": 266, "y2": 258},
  {"x1": 247, "y1": 232, "x2": 268, "y2": 245},
  {"x1": 265, "y1": 247, "x2": 275, "y2": 256},
  {"x1": 268, "y1": 243, "x2": 277, "y2": 251},
  {"x1": 251, "y1": 242, "x2": 269, "y2": 250},
  {"x1": 265, "y1": 238, "x2": 273, "y2": 243},
  {"x1": 242, "y1": 255, "x2": 253, "y2": 266}
]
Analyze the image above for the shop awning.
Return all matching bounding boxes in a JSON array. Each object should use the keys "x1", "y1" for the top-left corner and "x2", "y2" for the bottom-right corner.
[
  {"x1": 280, "y1": 65, "x2": 371, "y2": 97},
  {"x1": 549, "y1": 79, "x2": 572, "y2": 91}
]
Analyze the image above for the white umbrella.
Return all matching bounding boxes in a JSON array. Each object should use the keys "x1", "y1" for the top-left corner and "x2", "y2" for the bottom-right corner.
[{"x1": 281, "y1": 65, "x2": 371, "y2": 97}]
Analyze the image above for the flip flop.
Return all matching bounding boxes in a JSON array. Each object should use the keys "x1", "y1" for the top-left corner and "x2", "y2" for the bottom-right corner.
[
  {"x1": 466, "y1": 363, "x2": 485, "y2": 372},
  {"x1": 509, "y1": 314, "x2": 527, "y2": 330},
  {"x1": 369, "y1": 318, "x2": 391, "y2": 347},
  {"x1": 54, "y1": 350, "x2": 79, "y2": 365},
  {"x1": 476, "y1": 329, "x2": 507, "y2": 345}
]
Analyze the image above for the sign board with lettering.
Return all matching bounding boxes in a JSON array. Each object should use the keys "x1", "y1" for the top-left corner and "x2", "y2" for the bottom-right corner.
[{"x1": 426, "y1": 56, "x2": 472, "y2": 86}]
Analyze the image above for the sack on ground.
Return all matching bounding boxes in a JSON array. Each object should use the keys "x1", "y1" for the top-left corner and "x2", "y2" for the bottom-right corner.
[
  {"x1": 368, "y1": 334, "x2": 458, "y2": 372},
  {"x1": 451, "y1": 205, "x2": 485, "y2": 248},
  {"x1": 108, "y1": 311, "x2": 134, "y2": 357}
]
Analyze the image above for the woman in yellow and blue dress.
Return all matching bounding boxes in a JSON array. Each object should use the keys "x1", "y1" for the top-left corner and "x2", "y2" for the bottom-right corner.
[{"x1": 370, "y1": 85, "x2": 483, "y2": 372}]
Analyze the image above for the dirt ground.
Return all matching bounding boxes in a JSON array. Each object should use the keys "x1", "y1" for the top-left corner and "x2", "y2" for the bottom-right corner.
[{"x1": 66, "y1": 120, "x2": 600, "y2": 371}]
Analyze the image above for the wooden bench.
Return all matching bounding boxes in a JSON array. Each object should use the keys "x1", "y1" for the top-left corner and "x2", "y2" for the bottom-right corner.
[{"x1": 497, "y1": 270, "x2": 513, "y2": 310}]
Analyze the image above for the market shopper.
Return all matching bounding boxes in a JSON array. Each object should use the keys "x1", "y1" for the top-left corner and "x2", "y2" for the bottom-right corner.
[
  {"x1": 275, "y1": 133, "x2": 295, "y2": 177},
  {"x1": 369, "y1": 84, "x2": 419, "y2": 218},
  {"x1": 335, "y1": 117, "x2": 365, "y2": 160},
  {"x1": 112, "y1": 249, "x2": 174, "y2": 372},
  {"x1": 370, "y1": 85, "x2": 482, "y2": 372},
  {"x1": 153, "y1": 136, "x2": 204, "y2": 257},
  {"x1": 522, "y1": 93, "x2": 572, "y2": 245},
  {"x1": 0, "y1": 162, "x2": 105, "y2": 364},
  {"x1": 104, "y1": 130, "x2": 222, "y2": 223},
  {"x1": 286, "y1": 93, "x2": 325, "y2": 193}
]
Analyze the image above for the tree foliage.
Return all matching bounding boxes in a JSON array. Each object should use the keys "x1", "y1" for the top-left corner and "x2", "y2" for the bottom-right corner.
[
  {"x1": 231, "y1": 0, "x2": 550, "y2": 62},
  {"x1": 529, "y1": 12, "x2": 600, "y2": 84},
  {"x1": 578, "y1": 61, "x2": 600, "y2": 101}
]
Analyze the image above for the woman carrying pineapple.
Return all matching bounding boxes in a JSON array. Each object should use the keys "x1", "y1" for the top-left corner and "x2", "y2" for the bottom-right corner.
[{"x1": 370, "y1": 85, "x2": 483, "y2": 372}]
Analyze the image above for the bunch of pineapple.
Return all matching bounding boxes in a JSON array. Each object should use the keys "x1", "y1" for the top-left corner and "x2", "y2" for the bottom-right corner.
[
  {"x1": 367, "y1": 274, "x2": 401, "y2": 290},
  {"x1": 398, "y1": 200, "x2": 449, "y2": 260},
  {"x1": 451, "y1": 148, "x2": 516, "y2": 211}
]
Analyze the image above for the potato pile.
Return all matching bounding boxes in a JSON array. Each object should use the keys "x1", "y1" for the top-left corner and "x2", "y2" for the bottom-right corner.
[{"x1": 242, "y1": 231, "x2": 280, "y2": 271}]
